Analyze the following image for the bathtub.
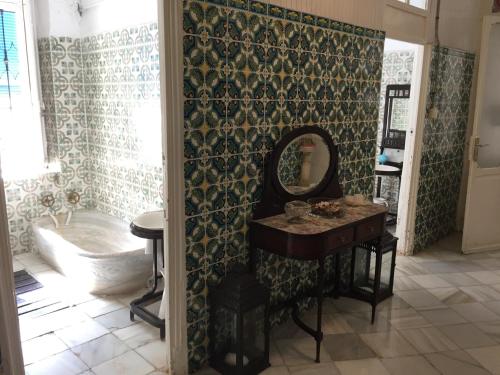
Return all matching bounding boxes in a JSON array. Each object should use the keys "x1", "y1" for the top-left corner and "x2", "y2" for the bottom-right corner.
[{"x1": 32, "y1": 210, "x2": 153, "y2": 295}]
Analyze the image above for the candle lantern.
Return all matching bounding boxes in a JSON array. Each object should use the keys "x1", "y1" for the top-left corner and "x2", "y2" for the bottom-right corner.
[
  {"x1": 350, "y1": 232, "x2": 398, "y2": 323},
  {"x1": 209, "y1": 265, "x2": 270, "y2": 375}
]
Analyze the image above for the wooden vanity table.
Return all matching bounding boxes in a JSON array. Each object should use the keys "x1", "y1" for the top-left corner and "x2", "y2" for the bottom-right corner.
[{"x1": 249, "y1": 126, "x2": 388, "y2": 363}]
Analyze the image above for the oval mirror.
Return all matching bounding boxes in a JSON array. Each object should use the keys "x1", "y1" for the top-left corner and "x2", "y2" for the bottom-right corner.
[{"x1": 277, "y1": 133, "x2": 331, "y2": 195}]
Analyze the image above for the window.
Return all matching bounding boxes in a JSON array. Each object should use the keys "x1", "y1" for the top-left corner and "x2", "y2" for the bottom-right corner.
[
  {"x1": 0, "y1": 0, "x2": 44, "y2": 179},
  {"x1": 398, "y1": 0, "x2": 428, "y2": 10}
]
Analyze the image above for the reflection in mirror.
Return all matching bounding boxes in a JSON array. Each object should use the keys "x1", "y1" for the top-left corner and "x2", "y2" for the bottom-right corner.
[
  {"x1": 277, "y1": 134, "x2": 330, "y2": 195},
  {"x1": 391, "y1": 98, "x2": 410, "y2": 131},
  {"x1": 381, "y1": 84, "x2": 411, "y2": 150}
]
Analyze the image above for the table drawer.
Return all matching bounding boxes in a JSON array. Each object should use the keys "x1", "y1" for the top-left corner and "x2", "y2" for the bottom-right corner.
[
  {"x1": 356, "y1": 217, "x2": 383, "y2": 241},
  {"x1": 325, "y1": 228, "x2": 354, "y2": 250}
]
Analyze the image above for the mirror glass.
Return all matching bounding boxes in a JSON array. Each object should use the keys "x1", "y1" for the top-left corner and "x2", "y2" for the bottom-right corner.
[
  {"x1": 277, "y1": 134, "x2": 330, "y2": 195},
  {"x1": 390, "y1": 98, "x2": 410, "y2": 131}
]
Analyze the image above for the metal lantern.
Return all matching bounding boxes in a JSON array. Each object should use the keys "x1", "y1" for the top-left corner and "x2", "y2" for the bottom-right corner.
[
  {"x1": 350, "y1": 232, "x2": 398, "y2": 323},
  {"x1": 209, "y1": 265, "x2": 270, "y2": 375}
]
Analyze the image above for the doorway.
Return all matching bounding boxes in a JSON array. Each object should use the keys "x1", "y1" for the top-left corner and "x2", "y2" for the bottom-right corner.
[
  {"x1": 0, "y1": 0, "x2": 173, "y2": 373},
  {"x1": 374, "y1": 38, "x2": 426, "y2": 254}
]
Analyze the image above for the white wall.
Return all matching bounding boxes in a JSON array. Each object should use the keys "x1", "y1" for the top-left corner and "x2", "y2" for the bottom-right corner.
[
  {"x1": 384, "y1": 0, "x2": 431, "y2": 44},
  {"x1": 79, "y1": 0, "x2": 157, "y2": 36},
  {"x1": 438, "y1": 0, "x2": 490, "y2": 53},
  {"x1": 35, "y1": 0, "x2": 158, "y2": 38},
  {"x1": 270, "y1": 0, "x2": 488, "y2": 53},
  {"x1": 36, "y1": 0, "x2": 486, "y2": 51},
  {"x1": 35, "y1": 0, "x2": 81, "y2": 38}
]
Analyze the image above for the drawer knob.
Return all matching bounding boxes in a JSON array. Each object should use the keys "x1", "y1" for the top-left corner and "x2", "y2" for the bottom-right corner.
[{"x1": 369, "y1": 226, "x2": 375, "y2": 233}]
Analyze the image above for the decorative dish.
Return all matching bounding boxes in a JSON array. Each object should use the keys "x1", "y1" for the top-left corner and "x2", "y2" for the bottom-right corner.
[
  {"x1": 284, "y1": 200, "x2": 312, "y2": 222},
  {"x1": 307, "y1": 197, "x2": 344, "y2": 218}
]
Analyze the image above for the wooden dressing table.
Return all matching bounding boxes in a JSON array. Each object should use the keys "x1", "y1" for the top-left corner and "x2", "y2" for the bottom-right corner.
[{"x1": 249, "y1": 126, "x2": 388, "y2": 363}]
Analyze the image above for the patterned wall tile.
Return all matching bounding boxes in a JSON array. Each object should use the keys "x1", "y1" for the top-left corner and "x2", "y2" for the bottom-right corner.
[
  {"x1": 5, "y1": 37, "x2": 92, "y2": 255},
  {"x1": 4, "y1": 24, "x2": 163, "y2": 255},
  {"x1": 376, "y1": 50, "x2": 414, "y2": 213},
  {"x1": 183, "y1": 0, "x2": 385, "y2": 371},
  {"x1": 413, "y1": 46, "x2": 475, "y2": 252}
]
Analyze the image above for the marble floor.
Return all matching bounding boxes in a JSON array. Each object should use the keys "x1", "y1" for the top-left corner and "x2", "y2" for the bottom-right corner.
[
  {"x1": 12, "y1": 253, "x2": 166, "y2": 375},
  {"x1": 197, "y1": 232, "x2": 500, "y2": 375}
]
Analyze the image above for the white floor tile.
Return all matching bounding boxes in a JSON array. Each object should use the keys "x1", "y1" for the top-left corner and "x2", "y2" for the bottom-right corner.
[
  {"x1": 275, "y1": 337, "x2": 332, "y2": 366},
  {"x1": 25, "y1": 350, "x2": 88, "y2": 375},
  {"x1": 381, "y1": 355, "x2": 440, "y2": 375},
  {"x1": 288, "y1": 362, "x2": 340, "y2": 374},
  {"x1": 261, "y1": 367, "x2": 290, "y2": 374},
  {"x1": 460, "y1": 285, "x2": 500, "y2": 302},
  {"x1": 397, "y1": 290, "x2": 444, "y2": 309},
  {"x1": 55, "y1": 320, "x2": 109, "y2": 348},
  {"x1": 425, "y1": 350, "x2": 491, "y2": 375},
  {"x1": 12, "y1": 260, "x2": 25, "y2": 272},
  {"x1": 334, "y1": 358, "x2": 390, "y2": 375},
  {"x1": 451, "y1": 302, "x2": 500, "y2": 322},
  {"x1": 136, "y1": 340, "x2": 166, "y2": 369},
  {"x1": 71, "y1": 333, "x2": 130, "y2": 368},
  {"x1": 22, "y1": 334, "x2": 68, "y2": 365},
  {"x1": 437, "y1": 273, "x2": 483, "y2": 287},
  {"x1": 398, "y1": 327, "x2": 458, "y2": 354},
  {"x1": 467, "y1": 271, "x2": 500, "y2": 285},
  {"x1": 113, "y1": 322, "x2": 160, "y2": 349},
  {"x1": 466, "y1": 345, "x2": 500, "y2": 375},
  {"x1": 92, "y1": 351, "x2": 154, "y2": 375},
  {"x1": 438, "y1": 323, "x2": 497, "y2": 349},
  {"x1": 409, "y1": 275, "x2": 453, "y2": 289},
  {"x1": 77, "y1": 298, "x2": 125, "y2": 318},
  {"x1": 360, "y1": 331, "x2": 418, "y2": 358},
  {"x1": 95, "y1": 308, "x2": 137, "y2": 331}
]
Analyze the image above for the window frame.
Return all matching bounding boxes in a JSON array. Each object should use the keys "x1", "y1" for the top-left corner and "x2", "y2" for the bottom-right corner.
[
  {"x1": 0, "y1": 0, "x2": 47, "y2": 179},
  {"x1": 398, "y1": 0, "x2": 429, "y2": 11},
  {"x1": 387, "y1": 0, "x2": 430, "y2": 16}
]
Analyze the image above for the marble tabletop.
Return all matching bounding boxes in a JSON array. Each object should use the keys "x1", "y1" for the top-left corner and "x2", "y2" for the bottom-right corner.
[{"x1": 252, "y1": 202, "x2": 387, "y2": 235}]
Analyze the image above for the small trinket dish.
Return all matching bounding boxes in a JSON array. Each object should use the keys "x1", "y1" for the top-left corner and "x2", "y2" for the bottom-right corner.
[{"x1": 284, "y1": 201, "x2": 311, "y2": 222}]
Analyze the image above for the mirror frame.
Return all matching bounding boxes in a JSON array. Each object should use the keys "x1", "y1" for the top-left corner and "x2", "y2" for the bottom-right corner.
[{"x1": 270, "y1": 126, "x2": 338, "y2": 201}]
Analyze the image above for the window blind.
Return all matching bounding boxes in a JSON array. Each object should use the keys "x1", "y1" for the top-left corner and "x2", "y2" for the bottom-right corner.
[{"x1": 0, "y1": 9, "x2": 20, "y2": 109}]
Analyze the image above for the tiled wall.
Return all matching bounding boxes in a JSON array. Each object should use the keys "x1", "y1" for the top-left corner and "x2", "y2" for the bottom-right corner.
[
  {"x1": 4, "y1": 37, "x2": 93, "y2": 255},
  {"x1": 376, "y1": 50, "x2": 414, "y2": 213},
  {"x1": 183, "y1": 0, "x2": 384, "y2": 370},
  {"x1": 83, "y1": 24, "x2": 163, "y2": 221},
  {"x1": 4, "y1": 24, "x2": 163, "y2": 254},
  {"x1": 414, "y1": 46, "x2": 475, "y2": 251}
]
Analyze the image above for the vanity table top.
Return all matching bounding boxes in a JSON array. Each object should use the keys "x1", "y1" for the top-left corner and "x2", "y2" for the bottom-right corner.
[{"x1": 252, "y1": 203, "x2": 387, "y2": 236}]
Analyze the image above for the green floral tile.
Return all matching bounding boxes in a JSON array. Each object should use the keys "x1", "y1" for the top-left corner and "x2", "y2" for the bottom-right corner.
[
  {"x1": 184, "y1": 0, "x2": 386, "y2": 372},
  {"x1": 414, "y1": 46, "x2": 475, "y2": 252}
]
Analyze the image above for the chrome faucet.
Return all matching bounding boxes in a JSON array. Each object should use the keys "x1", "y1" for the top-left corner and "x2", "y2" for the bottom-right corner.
[
  {"x1": 65, "y1": 191, "x2": 80, "y2": 225},
  {"x1": 41, "y1": 193, "x2": 59, "y2": 228}
]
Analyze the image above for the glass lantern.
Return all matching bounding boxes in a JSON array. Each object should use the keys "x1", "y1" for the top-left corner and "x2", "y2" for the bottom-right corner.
[
  {"x1": 209, "y1": 265, "x2": 270, "y2": 375},
  {"x1": 351, "y1": 232, "x2": 398, "y2": 323}
]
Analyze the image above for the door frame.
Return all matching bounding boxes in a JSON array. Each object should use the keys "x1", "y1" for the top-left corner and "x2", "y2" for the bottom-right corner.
[
  {"x1": 159, "y1": 0, "x2": 189, "y2": 373},
  {"x1": 462, "y1": 15, "x2": 500, "y2": 254},
  {"x1": 392, "y1": 43, "x2": 433, "y2": 255},
  {"x1": 0, "y1": 174, "x2": 24, "y2": 374},
  {"x1": 0, "y1": 2, "x2": 190, "y2": 374}
]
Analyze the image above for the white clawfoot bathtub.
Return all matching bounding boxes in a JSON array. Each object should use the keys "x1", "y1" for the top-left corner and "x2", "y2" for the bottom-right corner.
[{"x1": 32, "y1": 210, "x2": 153, "y2": 294}]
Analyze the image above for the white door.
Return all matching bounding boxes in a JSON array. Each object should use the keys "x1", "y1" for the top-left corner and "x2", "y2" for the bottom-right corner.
[{"x1": 462, "y1": 16, "x2": 500, "y2": 254}]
